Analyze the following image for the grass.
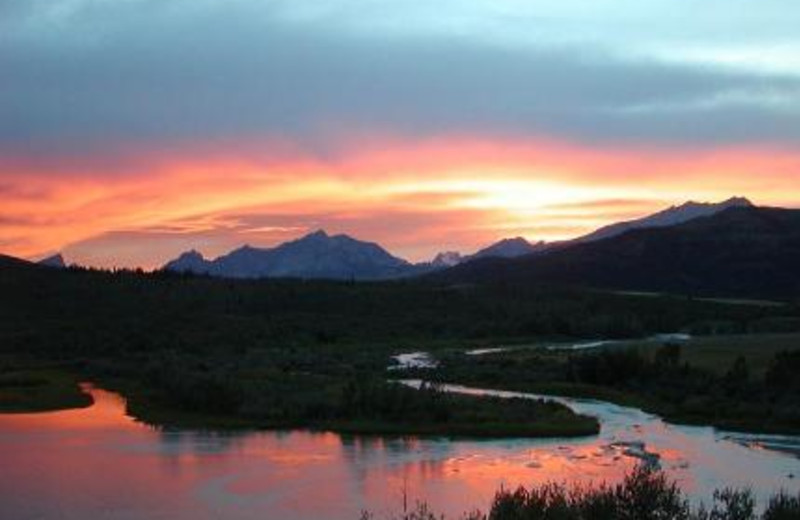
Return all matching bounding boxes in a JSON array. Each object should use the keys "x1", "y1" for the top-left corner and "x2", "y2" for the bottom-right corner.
[
  {"x1": 516, "y1": 332, "x2": 800, "y2": 377},
  {"x1": 616, "y1": 332, "x2": 800, "y2": 376},
  {"x1": 0, "y1": 369, "x2": 92, "y2": 413},
  {"x1": 676, "y1": 333, "x2": 800, "y2": 376},
  {"x1": 2, "y1": 263, "x2": 798, "y2": 435},
  {"x1": 435, "y1": 377, "x2": 800, "y2": 435},
  {"x1": 610, "y1": 290, "x2": 787, "y2": 307},
  {"x1": 3, "y1": 332, "x2": 797, "y2": 435},
  {"x1": 432, "y1": 332, "x2": 800, "y2": 434},
  {"x1": 107, "y1": 333, "x2": 800, "y2": 436},
  {"x1": 497, "y1": 332, "x2": 800, "y2": 378}
]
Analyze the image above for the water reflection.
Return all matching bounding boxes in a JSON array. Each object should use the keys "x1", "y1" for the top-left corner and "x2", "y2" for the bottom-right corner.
[
  {"x1": 0, "y1": 384, "x2": 799, "y2": 519},
  {"x1": 399, "y1": 381, "x2": 800, "y2": 503}
]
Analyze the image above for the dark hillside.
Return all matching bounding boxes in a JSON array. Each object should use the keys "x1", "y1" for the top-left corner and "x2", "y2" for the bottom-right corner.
[{"x1": 433, "y1": 207, "x2": 800, "y2": 300}]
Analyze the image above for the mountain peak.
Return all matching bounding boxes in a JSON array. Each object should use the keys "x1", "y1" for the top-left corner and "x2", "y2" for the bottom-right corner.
[
  {"x1": 164, "y1": 230, "x2": 410, "y2": 280},
  {"x1": 434, "y1": 206, "x2": 800, "y2": 300},
  {"x1": 431, "y1": 251, "x2": 463, "y2": 267},
  {"x1": 679, "y1": 196, "x2": 752, "y2": 210},
  {"x1": 722, "y1": 196, "x2": 753, "y2": 207},
  {"x1": 230, "y1": 244, "x2": 261, "y2": 254},
  {"x1": 496, "y1": 237, "x2": 529, "y2": 246},
  {"x1": 471, "y1": 236, "x2": 541, "y2": 260},
  {"x1": 179, "y1": 249, "x2": 205, "y2": 260},
  {"x1": 305, "y1": 229, "x2": 329, "y2": 239},
  {"x1": 163, "y1": 249, "x2": 210, "y2": 273},
  {"x1": 38, "y1": 253, "x2": 66, "y2": 268},
  {"x1": 575, "y1": 196, "x2": 757, "y2": 244}
]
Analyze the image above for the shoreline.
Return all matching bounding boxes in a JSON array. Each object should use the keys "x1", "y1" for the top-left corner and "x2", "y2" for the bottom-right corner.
[{"x1": 0, "y1": 372, "x2": 600, "y2": 439}]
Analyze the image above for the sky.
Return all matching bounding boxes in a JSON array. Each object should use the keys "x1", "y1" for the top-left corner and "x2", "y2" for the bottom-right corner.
[{"x1": 1, "y1": 0, "x2": 799, "y2": 268}]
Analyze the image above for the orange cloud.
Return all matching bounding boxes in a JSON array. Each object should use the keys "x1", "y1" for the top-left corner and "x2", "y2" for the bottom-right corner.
[{"x1": 1, "y1": 135, "x2": 798, "y2": 268}]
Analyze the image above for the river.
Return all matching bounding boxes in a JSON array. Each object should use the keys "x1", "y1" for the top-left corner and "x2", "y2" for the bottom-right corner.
[{"x1": 0, "y1": 379, "x2": 798, "y2": 519}]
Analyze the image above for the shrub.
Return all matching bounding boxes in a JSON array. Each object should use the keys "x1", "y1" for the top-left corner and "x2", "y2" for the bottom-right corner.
[
  {"x1": 363, "y1": 468, "x2": 798, "y2": 520},
  {"x1": 762, "y1": 491, "x2": 800, "y2": 520}
]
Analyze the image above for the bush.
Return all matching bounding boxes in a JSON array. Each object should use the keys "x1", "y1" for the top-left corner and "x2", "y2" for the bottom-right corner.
[
  {"x1": 486, "y1": 467, "x2": 689, "y2": 520},
  {"x1": 763, "y1": 491, "x2": 800, "y2": 520},
  {"x1": 695, "y1": 489, "x2": 755, "y2": 520},
  {"x1": 363, "y1": 469, "x2": 800, "y2": 520}
]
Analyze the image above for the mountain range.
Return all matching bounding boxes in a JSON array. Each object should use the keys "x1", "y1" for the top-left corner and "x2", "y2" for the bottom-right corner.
[
  {"x1": 162, "y1": 196, "x2": 757, "y2": 281},
  {"x1": 432, "y1": 204, "x2": 800, "y2": 299},
  {"x1": 418, "y1": 237, "x2": 546, "y2": 270},
  {"x1": 570, "y1": 196, "x2": 753, "y2": 244},
  {"x1": 14, "y1": 195, "x2": 800, "y2": 298},
  {"x1": 164, "y1": 230, "x2": 413, "y2": 281},
  {"x1": 163, "y1": 232, "x2": 555, "y2": 280}
]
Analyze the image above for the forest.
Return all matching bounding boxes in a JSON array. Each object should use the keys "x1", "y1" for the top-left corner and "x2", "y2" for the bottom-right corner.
[{"x1": 1, "y1": 261, "x2": 799, "y2": 435}]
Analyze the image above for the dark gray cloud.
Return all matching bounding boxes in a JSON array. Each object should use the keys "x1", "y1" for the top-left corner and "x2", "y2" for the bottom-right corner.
[{"x1": 1, "y1": 0, "x2": 799, "y2": 159}]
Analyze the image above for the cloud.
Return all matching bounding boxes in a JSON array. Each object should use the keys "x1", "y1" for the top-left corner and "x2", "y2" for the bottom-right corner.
[
  {"x1": 1, "y1": 0, "x2": 799, "y2": 159},
  {"x1": 2, "y1": 1, "x2": 800, "y2": 267},
  {"x1": 542, "y1": 198, "x2": 661, "y2": 211},
  {"x1": 62, "y1": 205, "x2": 501, "y2": 268},
  {"x1": 2, "y1": 134, "x2": 799, "y2": 266}
]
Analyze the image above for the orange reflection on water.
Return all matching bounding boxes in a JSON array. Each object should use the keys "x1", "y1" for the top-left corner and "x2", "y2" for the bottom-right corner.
[
  {"x1": 369, "y1": 442, "x2": 639, "y2": 514},
  {"x1": 1, "y1": 384, "x2": 798, "y2": 520}
]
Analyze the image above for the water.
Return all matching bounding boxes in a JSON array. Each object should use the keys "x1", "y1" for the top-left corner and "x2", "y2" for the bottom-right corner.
[
  {"x1": 463, "y1": 334, "x2": 692, "y2": 356},
  {"x1": 0, "y1": 382, "x2": 798, "y2": 519},
  {"x1": 388, "y1": 352, "x2": 438, "y2": 370}
]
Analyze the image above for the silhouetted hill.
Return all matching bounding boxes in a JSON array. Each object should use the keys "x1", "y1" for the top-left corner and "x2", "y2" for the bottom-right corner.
[
  {"x1": 573, "y1": 196, "x2": 753, "y2": 244},
  {"x1": 432, "y1": 207, "x2": 800, "y2": 300},
  {"x1": 37, "y1": 253, "x2": 66, "y2": 268},
  {"x1": 164, "y1": 230, "x2": 413, "y2": 280},
  {"x1": 0, "y1": 254, "x2": 33, "y2": 269},
  {"x1": 470, "y1": 237, "x2": 545, "y2": 259},
  {"x1": 430, "y1": 197, "x2": 754, "y2": 267},
  {"x1": 428, "y1": 251, "x2": 463, "y2": 267}
]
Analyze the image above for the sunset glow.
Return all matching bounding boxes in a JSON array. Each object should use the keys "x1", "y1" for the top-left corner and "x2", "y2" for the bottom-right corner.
[
  {"x1": 2, "y1": 137, "x2": 798, "y2": 268},
  {"x1": 3, "y1": 4, "x2": 800, "y2": 520},
  {"x1": 1, "y1": 0, "x2": 799, "y2": 268}
]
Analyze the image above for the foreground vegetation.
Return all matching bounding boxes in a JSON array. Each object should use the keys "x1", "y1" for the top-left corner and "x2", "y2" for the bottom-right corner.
[
  {"x1": 362, "y1": 467, "x2": 800, "y2": 519},
  {"x1": 1, "y1": 261, "x2": 799, "y2": 433}
]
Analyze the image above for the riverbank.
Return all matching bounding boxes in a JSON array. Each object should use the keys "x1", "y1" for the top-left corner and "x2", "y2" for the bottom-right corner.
[
  {"x1": 3, "y1": 263, "x2": 799, "y2": 438},
  {"x1": 0, "y1": 369, "x2": 92, "y2": 413},
  {"x1": 128, "y1": 379, "x2": 598, "y2": 438},
  {"x1": 427, "y1": 334, "x2": 800, "y2": 435},
  {"x1": 3, "y1": 379, "x2": 799, "y2": 520},
  {"x1": 0, "y1": 369, "x2": 598, "y2": 438},
  {"x1": 435, "y1": 376, "x2": 800, "y2": 435}
]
